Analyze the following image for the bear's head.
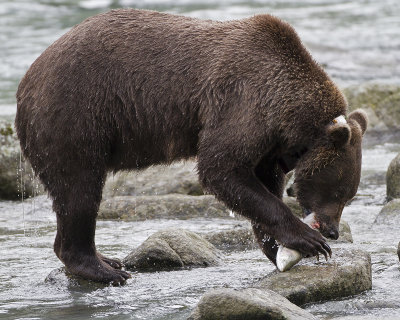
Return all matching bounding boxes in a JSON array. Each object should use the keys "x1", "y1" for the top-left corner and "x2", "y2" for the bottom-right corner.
[{"x1": 294, "y1": 109, "x2": 368, "y2": 240}]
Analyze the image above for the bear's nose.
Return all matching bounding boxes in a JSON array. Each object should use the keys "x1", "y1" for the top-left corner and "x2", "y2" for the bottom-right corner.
[{"x1": 327, "y1": 229, "x2": 339, "y2": 240}]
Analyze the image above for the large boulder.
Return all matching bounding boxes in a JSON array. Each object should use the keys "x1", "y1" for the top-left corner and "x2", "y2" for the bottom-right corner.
[
  {"x1": 98, "y1": 194, "x2": 231, "y2": 220},
  {"x1": 343, "y1": 84, "x2": 400, "y2": 130},
  {"x1": 188, "y1": 288, "x2": 316, "y2": 320},
  {"x1": 103, "y1": 161, "x2": 202, "y2": 198},
  {"x1": 375, "y1": 199, "x2": 400, "y2": 224},
  {"x1": 256, "y1": 248, "x2": 372, "y2": 305},
  {"x1": 0, "y1": 120, "x2": 43, "y2": 200},
  {"x1": 123, "y1": 229, "x2": 220, "y2": 271},
  {"x1": 387, "y1": 153, "x2": 400, "y2": 200}
]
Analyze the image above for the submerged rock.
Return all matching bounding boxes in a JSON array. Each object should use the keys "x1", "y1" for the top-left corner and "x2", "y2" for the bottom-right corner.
[
  {"x1": 0, "y1": 120, "x2": 44, "y2": 200},
  {"x1": 375, "y1": 199, "x2": 400, "y2": 224},
  {"x1": 45, "y1": 267, "x2": 111, "y2": 288},
  {"x1": 203, "y1": 224, "x2": 256, "y2": 251},
  {"x1": 98, "y1": 194, "x2": 231, "y2": 220},
  {"x1": 387, "y1": 153, "x2": 400, "y2": 200},
  {"x1": 103, "y1": 161, "x2": 202, "y2": 198},
  {"x1": 123, "y1": 229, "x2": 220, "y2": 271},
  {"x1": 344, "y1": 84, "x2": 400, "y2": 130},
  {"x1": 256, "y1": 248, "x2": 372, "y2": 305},
  {"x1": 188, "y1": 288, "x2": 316, "y2": 320}
]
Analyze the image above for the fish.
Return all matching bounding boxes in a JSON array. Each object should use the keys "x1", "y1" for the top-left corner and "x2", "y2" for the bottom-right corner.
[{"x1": 276, "y1": 213, "x2": 321, "y2": 272}]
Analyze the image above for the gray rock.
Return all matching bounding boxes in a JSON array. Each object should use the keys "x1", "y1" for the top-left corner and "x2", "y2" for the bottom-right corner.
[
  {"x1": 45, "y1": 267, "x2": 109, "y2": 288},
  {"x1": 123, "y1": 229, "x2": 220, "y2": 271},
  {"x1": 98, "y1": 194, "x2": 231, "y2": 220},
  {"x1": 0, "y1": 120, "x2": 44, "y2": 200},
  {"x1": 204, "y1": 224, "x2": 257, "y2": 251},
  {"x1": 397, "y1": 242, "x2": 400, "y2": 262},
  {"x1": 332, "y1": 316, "x2": 400, "y2": 320},
  {"x1": 188, "y1": 288, "x2": 316, "y2": 320},
  {"x1": 103, "y1": 161, "x2": 202, "y2": 198},
  {"x1": 387, "y1": 153, "x2": 400, "y2": 200},
  {"x1": 256, "y1": 248, "x2": 372, "y2": 305},
  {"x1": 344, "y1": 84, "x2": 400, "y2": 130},
  {"x1": 375, "y1": 199, "x2": 400, "y2": 224}
]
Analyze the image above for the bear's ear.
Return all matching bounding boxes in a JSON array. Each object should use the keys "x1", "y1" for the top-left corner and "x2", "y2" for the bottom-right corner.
[
  {"x1": 348, "y1": 109, "x2": 368, "y2": 135},
  {"x1": 327, "y1": 120, "x2": 351, "y2": 149}
]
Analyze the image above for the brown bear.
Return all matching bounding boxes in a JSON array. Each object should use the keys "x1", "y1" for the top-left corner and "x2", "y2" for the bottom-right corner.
[{"x1": 15, "y1": 9, "x2": 367, "y2": 284}]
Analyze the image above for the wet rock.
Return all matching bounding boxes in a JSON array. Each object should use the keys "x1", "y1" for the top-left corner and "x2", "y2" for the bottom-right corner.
[
  {"x1": 188, "y1": 288, "x2": 316, "y2": 320},
  {"x1": 332, "y1": 316, "x2": 400, "y2": 320},
  {"x1": 0, "y1": 120, "x2": 44, "y2": 200},
  {"x1": 344, "y1": 84, "x2": 400, "y2": 130},
  {"x1": 45, "y1": 267, "x2": 109, "y2": 288},
  {"x1": 387, "y1": 153, "x2": 400, "y2": 200},
  {"x1": 375, "y1": 199, "x2": 400, "y2": 224},
  {"x1": 398, "y1": 242, "x2": 400, "y2": 262},
  {"x1": 203, "y1": 224, "x2": 257, "y2": 251},
  {"x1": 98, "y1": 194, "x2": 231, "y2": 220},
  {"x1": 283, "y1": 197, "x2": 303, "y2": 217},
  {"x1": 103, "y1": 161, "x2": 202, "y2": 198},
  {"x1": 283, "y1": 197, "x2": 353, "y2": 243},
  {"x1": 256, "y1": 248, "x2": 372, "y2": 305},
  {"x1": 123, "y1": 229, "x2": 220, "y2": 271}
]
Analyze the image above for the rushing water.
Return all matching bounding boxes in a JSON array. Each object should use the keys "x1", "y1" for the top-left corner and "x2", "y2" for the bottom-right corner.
[{"x1": 1, "y1": 0, "x2": 400, "y2": 319}]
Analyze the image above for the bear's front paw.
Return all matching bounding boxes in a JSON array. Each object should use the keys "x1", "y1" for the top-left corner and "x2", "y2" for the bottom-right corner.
[{"x1": 277, "y1": 219, "x2": 332, "y2": 261}]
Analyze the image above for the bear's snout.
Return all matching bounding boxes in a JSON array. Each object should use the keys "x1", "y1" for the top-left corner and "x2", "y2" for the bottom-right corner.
[
  {"x1": 327, "y1": 228, "x2": 339, "y2": 240},
  {"x1": 320, "y1": 225, "x2": 339, "y2": 240}
]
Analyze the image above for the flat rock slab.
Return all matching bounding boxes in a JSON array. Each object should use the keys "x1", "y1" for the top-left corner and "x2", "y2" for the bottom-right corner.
[
  {"x1": 256, "y1": 248, "x2": 372, "y2": 306},
  {"x1": 99, "y1": 194, "x2": 231, "y2": 220},
  {"x1": 188, "y1": 288, "x2": 316, "y2": 320},
  {"x1": 123, "y1": 229, "x2": 220, "y2": 271},
  {"x1": 375, "y1": 199, "x2": 400, "y2": 224},
  {"x1": 103, "y1": 161, "x2": 202, "y2": 198}
]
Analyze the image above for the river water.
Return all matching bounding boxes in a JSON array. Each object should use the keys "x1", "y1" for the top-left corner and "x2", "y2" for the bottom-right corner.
[{"x1": 1, "y1": 0, "x2": 400, "y2": 319}]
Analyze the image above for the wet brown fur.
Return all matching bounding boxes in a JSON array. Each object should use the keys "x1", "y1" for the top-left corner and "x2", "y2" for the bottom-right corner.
[{"x1": 16, "y1": 9, "x2": 365, "y2": 282}]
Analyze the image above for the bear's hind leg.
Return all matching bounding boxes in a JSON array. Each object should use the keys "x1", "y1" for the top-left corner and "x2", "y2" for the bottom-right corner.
[{"x1": 50, "y1": 168, "x2": 130, "y2": 284}]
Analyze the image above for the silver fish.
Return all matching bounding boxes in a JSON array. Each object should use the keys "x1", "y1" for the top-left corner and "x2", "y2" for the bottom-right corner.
[{"x1": 276, "y1": 213, "x2": 318, "y2": 272}]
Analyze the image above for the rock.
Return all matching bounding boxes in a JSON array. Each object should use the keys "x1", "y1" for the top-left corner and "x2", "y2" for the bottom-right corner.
[
  {"x1": 283, "y1": 197, "x2": 304, "y2": 217},
  {"x1": 188, "y1": 288, "x2": 316, "y2": 320},
  {"x1": 203, "y1": 224, "x2": 257, "y2": 251},
  {"x1": 0, "y1": 120, "x2": 44, "y2": 200},
  {"x1": 332, "y1": 317, "x2": 400, "y2": 320},
  {"x1": 344, "y1": 84, "x2": 400, "y2": 130},
  {"x1": 103, "y1": 161, "x2": 202, "y2": 198},
  {"x1": 98, "y1": 194, "x2": 231, "y2": 220},
  {"x1": 123, "y1": 229, "x2": 220, "y2": 271},
  {"x1": 375, "y1": 199, "x2": 400, "y2": 224},
  {"x1": 398, "y1": 242, "x2": 400, "y2": 262},
  {"x1": 256, "y1": 248, "x2": 372, "y2": 305},
  {"x1": 45, "y1": 267, "x2": 109, "y2": 288},
  {"x1": 283, "y1": 197, "x2": 353, "y2": 243},
  {"x1": 387, "y1": 153, "x2": 400, "y2": 200}
]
